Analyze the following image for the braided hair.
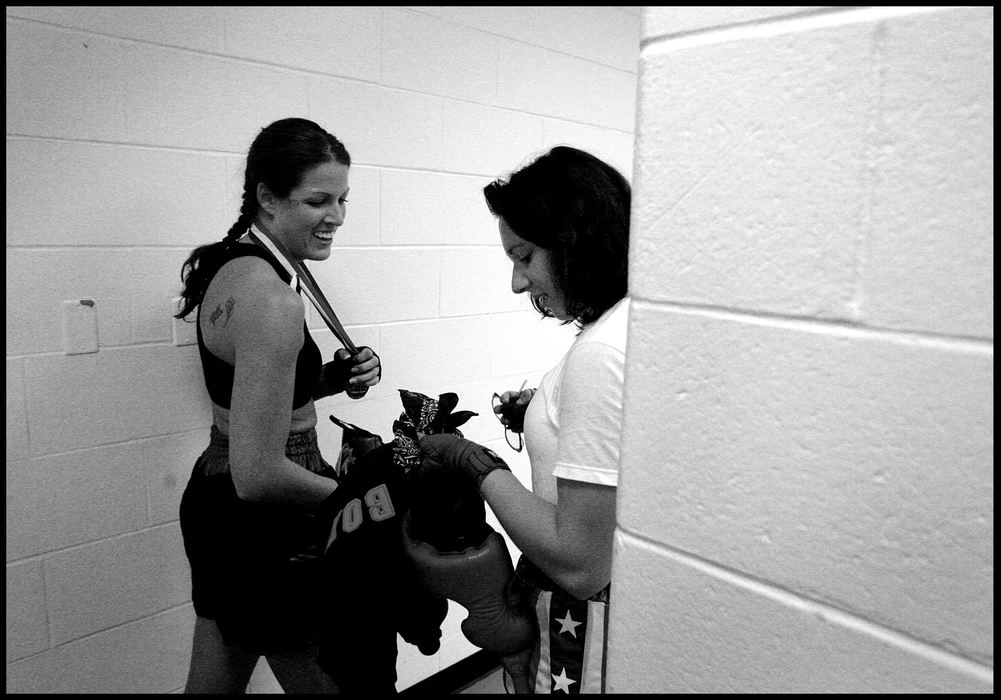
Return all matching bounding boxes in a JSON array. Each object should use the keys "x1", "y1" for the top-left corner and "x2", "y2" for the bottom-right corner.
[{"x1": 175, "y1": 118, "x2": 351, "y2": 319}]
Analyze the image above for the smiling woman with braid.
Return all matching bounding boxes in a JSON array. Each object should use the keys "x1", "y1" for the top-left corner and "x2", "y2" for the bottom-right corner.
[{"x1": 174, "y1": 118, "x2": 381, "y2": 693}]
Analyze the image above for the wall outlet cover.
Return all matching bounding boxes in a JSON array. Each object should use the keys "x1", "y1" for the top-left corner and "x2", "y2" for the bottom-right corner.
[{"x1": 62, "y1": 299, "x2": 99, "y2": 355}]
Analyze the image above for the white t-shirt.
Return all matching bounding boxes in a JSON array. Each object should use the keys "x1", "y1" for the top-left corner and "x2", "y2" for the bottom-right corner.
[{"x1": 522, "y1": 297, "x2": 629, "y2": 505}]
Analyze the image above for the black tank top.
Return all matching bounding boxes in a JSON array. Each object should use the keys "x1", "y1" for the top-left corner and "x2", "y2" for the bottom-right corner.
[{"x1": 196, "y1": 244, "x2": 321, "y2": 410}]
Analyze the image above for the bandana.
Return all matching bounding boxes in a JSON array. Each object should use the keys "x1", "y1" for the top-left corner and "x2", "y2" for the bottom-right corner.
[
  {"x1": 330, "y1": 389, "x2": 477, "y2": 478},
  {"x1": 391, "y1": 389, "x2": 477, "y2": 473}
]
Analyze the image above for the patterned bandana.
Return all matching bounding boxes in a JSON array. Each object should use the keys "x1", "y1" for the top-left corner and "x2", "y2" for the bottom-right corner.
[{"x1": 391, "y1": 389, "x2": 477, "y2": 473}]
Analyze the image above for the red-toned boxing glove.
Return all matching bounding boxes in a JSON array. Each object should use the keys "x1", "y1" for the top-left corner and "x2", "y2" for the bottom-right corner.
[{"x1": 401, "y1": 511, "x2": 534, "y2": 692}]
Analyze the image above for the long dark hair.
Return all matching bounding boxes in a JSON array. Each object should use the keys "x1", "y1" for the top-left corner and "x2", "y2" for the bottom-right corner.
[
  {"x1": 483, "y1": 146, "x2": 630, "y2": 327},
  {"x1": 174, "y1": 118, "x2": 351, "y2": 319}
]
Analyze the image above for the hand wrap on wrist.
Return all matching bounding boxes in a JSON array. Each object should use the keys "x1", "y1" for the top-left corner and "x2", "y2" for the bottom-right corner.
[
  {"x1": 321, "y1": 354, "x2": 353, "y2": 395},
  {"x1": 462, "y1": 443, "x2": 510, "y2": 489},
  {"x1": 419, "y1": 434, "x2": 510, "y2": 490}
]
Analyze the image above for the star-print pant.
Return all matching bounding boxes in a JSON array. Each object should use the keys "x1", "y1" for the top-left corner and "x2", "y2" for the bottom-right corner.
[{"x1": 512, "y1": 556, "x2": 610, "y2": 694}]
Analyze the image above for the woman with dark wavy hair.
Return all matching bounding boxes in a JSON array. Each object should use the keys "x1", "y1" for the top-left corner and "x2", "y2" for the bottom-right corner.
[
  {"x1": 418, "y1": 146, "x2": 630, "y2": 693},
  {"x1": 484, "y1": 145, "x2": 629, "y2": 328},
  {"x1": 176, "y1": 117, "x2": 381, "y2": 693}
]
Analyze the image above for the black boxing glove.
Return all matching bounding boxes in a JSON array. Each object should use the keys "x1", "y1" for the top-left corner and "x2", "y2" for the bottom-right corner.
[
  {"x1": 317, "y1": 346, "x2": 382, "y2": 398},
  {"x1": 418, "y1": 433, "x2": 511, "y2": 491}
]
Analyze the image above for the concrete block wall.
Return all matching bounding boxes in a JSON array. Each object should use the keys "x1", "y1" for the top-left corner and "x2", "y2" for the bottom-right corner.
[
  {"x1": 608, "y1": 6, "x2": 993, "y2": 693},
  {"x1": 5, "y1": 6, "x2": 640, "y2": 693}
]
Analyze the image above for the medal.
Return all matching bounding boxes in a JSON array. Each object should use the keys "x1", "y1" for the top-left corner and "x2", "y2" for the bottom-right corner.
[{"x1": 247, "y1": 226, "x2": 369, "y2": 399}]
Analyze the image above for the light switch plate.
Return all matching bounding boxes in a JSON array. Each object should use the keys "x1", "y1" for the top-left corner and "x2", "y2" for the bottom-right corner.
[{"x1": 62, "y1": 299, "x2": 99, "y2": 354}]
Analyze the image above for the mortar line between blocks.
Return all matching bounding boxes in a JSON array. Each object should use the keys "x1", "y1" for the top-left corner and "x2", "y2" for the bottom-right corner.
[
  {"x1": 615, "y1": 528, "x2": 994, "y2": 682},
  {"x1": 629, "y1": 298, "x2": 994, "y2": 355},
  {"x1": 641, "y1": 6, "x2": 958, "y2": 58}
]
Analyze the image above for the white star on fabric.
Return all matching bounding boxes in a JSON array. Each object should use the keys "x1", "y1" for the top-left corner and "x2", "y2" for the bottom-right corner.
[
  {"x1": 554, "y1": 610, "x2": 582, "y2": 638},
  {"x1": 552, "y1": 666, "x2": 577, "y2": 693}
]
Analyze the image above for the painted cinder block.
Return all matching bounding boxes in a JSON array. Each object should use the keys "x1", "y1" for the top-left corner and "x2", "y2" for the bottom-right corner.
[
  {"x1": 861, "y1": 8, "x2": 994, "y2": 339},
  {"x1": 442, "y1": 101, "x2": 545, "y2": 177},
  {"x1": 380, "y1": 169, "x2": 497, "y2": 247},
  {"x1": 632, "y1": 21, "x2": 874, "y2": 320},
  {"x1": 379, "y1": 316, "x2": 494, "y2": 392},
  {"x1": 137, "y1": 249, "x2": 232, "y2": 345},
  {"x1": 481, "y1": 309, "x2": 577, "y2": 379},
  {"x1": 607, "y1": 534, "x2": 992, "y2": 693},
  {"x1": 6, "y1": 5, "x2": 229, "y2": 53},
  {"x1": 497, "y1": 39, "x2": 637, "y2": 130},
  {"x1": 45, "y1": 525, "x2": 190, "y2": 645},
  {"x1": 530, "y1": 5, "x2": 641, "y2": 72},
  {"x1": 439, "y1": 247, "x2": 526, "y2": 318},
  {"x1": 118, "y1": 44, "x2": 310, "y2": 153},
  {"x1": 24, "y1": 344, "x2": 212, "y2": 455},
  {"x1": 309, "y1": 76, "x2": 444, "y2": 170},
  {"x1": 643, "y1": 6, "x2": 824, "y2": 40},
  {"x1": 6, "y1": 560, "x2": 48, "y2": 663},
  {"x1": 619, "y1": 303, "x2": 993, "y2": 663},
  {"x1": 422, "y1": 5, "x2": 641, "y2": 72},
  {"x1": 6, "y1": 443, "x2": 149, "y2": 560},
  {"x1": 6, "y1": 358, "x2": 29, "y2": 462},
  {"x1": 335, "y1": 165, "x2": 381, "y2": 247},
  {"x1": 310, "y1": 248, "x2": 440, "y2": 325},
  {"x1": 143, "y1": 429, "x2": 213, "y2": 525},
  {"x1": 12, "y1": 25, "x2": 275, "y2": 153},
  {"x1": 5, "y1": 21, "x2": 129, "y2": 140},
  {"x1": 6, "y1": 249, "x2": 135, "y2": 354},
  {"x1": 220, "y1": 152, "x2": 247, "y2": 214},
  {"x1": 220, "y1": 6, "x2": 382, "y2": 83},
  {"x1": 5, "y1": 140, "x2": 230, "y2": 249},
  {"x1": 541, "y1": 118, "x2": 636, "y2": 183},
  {"x1": 4, "y1": 606, "x2": 194, "y2": 693},
  {"x1": 378, "y1": 320, "x2": 570, "y2": 431},
  {"x1": 383, "y1": 9, "x2": 499, "y2": 105}
]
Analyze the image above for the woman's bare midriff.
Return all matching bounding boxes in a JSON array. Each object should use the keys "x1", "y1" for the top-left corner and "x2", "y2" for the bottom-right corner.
[{"x1": 211, "y1": 401, "x2": 318, "y2": 436}]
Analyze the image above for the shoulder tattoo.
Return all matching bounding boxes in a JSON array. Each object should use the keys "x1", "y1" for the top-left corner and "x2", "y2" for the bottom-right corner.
[{"x1": 210, "y1": 297, "x2": 236, "y2": 326}]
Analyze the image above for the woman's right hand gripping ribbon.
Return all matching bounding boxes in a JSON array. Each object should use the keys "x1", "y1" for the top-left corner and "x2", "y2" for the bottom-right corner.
[{"x1": 333, "y1": 346, "x2": 381, "y2": 399}]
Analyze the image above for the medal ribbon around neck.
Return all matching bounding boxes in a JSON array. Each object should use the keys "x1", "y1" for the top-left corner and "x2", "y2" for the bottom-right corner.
[{"x1": 247, "y1": 226, "x2": 368, "y2": 398}]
